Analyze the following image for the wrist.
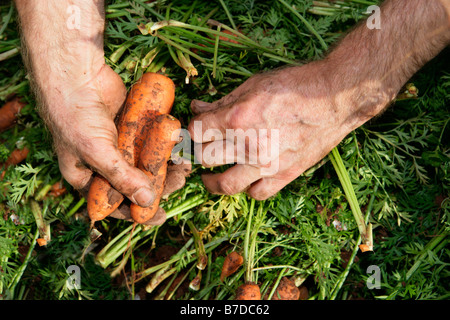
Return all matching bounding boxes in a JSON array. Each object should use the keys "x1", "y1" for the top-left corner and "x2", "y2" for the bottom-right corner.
[
  {"x1": 324, "y1": 56, "x2": 393, "y2": 131},
  {"x1": 16, "y1": 0, "x2": 106, "y2": 113}
]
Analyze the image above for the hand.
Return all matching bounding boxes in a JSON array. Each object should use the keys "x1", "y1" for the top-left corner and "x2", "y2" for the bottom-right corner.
[
  {"x1": 188, "y1": 63, "x2": 364, "y2": 200},
  {"x1": 110, "y1": 159, "x2": 192, "y2": 226},
  {"x1": 188, "y1": 0, "x2": 450, "y2": 201},
  {"x1": 14, "y1": 0, "x2": 160, "y2": 208}
]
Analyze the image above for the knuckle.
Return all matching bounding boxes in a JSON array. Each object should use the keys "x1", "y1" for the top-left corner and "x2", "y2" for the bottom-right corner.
[
  {"x1": 227, "y1": 103, "x2": 250, "y2": 129},
  {"x1": 217, "y1": 176, "x2": 238, "y2": 195},
  {"x1": 248, "y1": 189, "x2": 271, "y2": 201}
]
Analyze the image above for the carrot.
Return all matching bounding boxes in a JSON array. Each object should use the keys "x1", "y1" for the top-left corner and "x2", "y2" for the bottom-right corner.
[
  {"x1": 4, "y1": 147, "x2": 29, "y2": 167},
  {"x1": 130, "y1": 113, "x2": 181, "y2": 224},
  {"x1": 0, "y1": 97, "x2": 26, "y2": 133},
  {"x1": 271, "y1": 277, "x2": 300, "y2": 300},
  {"x1": 87, "y1": 73, "x2": 176, "y2": 222},
  {"x1": 220, "y1": 251, "x2": 244, "y2": 282},
  {"x1": 1, "y1": 147, "x2": 30, "y2": 180},
  {"x1": 235, "y1": 282, "x2": 261, "y2": 300},
  {"x1": 48, "y1": 180, "x2": 67, "y2": 197},
  {"x1": 218, "y1": 29, "x2": 241, "y2": 44},
  {"x1": 298, "y1": 285, "x2": 309, "y2": 300},
  {"x1": 117, "y1": 72, "x2": 175, "y2": 166}
]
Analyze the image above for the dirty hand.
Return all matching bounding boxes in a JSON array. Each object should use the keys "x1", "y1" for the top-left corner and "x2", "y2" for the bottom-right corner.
[
  {"x1": 110, "y1": 159, "x2": 192, "y2": 226},
  {"x1": 188, "y1": 62, "x2": 362, "y2": 200},
  {"x1": 188, "y1": 0, "x2": 450, "y2": 200},
  {"x1": 15, "y1": 0, "x2": 161, "y2": 209}
]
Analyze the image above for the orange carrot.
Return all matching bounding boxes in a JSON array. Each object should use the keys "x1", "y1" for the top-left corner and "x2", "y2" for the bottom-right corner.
[
  {"x1": 0, "y1": 97, "x2": 26, "y2": 133},
  {"x1": 87, "y1": 73, "x2": 176, "y2": 222},
  {"x1": 48, "y1": 180, "x2": 67, "y2": 197},
  {"x1": 271, "y1": 277, "x2": 300, "y2": 300},
  {"x1": 1, "y1": 147, "x2": 30, "y2": 180},
  {"x1": 130, "y1": 113, "x2": 181, "y2": 224},
  {"x1": 4, "y1": 147, "x2": 29, "y2": 167},
  {"x1": 235, "y1": 282, "x2": 261, "y2": 300},
  {"x1": 220, "y1": 251, "x2": 244, "y2": 282}
]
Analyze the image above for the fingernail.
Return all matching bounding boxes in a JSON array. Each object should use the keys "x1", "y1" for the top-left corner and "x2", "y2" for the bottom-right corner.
[{"x1": 132, "y1": 187, "x2": 155, "y2": 207}]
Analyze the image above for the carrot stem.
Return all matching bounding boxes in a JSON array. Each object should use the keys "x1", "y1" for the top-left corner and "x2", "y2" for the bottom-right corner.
[{"x1": 6, "y1": 228, "x2": 39, "y2": 299}]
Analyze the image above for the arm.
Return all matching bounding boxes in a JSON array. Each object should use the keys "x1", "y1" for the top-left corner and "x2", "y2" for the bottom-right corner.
[
  {"x1": 325, "y1": 0, "x2": 450, "y2": 131},
  {"x1": 14, "y1": 0, "x2": 156, "y2": 207},
  {"x1": 188, "y1": 0, "x2": 450, "y2": 200}
]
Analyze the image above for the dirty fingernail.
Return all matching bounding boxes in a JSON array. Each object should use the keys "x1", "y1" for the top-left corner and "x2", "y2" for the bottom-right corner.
[{"x1": 132, "y1": 187, "x2": 155, "y2": 207}]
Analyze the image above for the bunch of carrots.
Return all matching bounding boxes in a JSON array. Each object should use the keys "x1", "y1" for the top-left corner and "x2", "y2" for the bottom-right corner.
[{"x1": 87, "y1": 72, "x2": 181, "y2": 225}]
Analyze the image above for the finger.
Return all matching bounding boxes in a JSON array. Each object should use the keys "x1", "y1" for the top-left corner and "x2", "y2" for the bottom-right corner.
[
  {"x1": 201, "y1": 164, "x2": 262, "y2": 196},
  {"x1": 109, "y1": 202, "x2": 131, "y2": 221},
  {"x1": 167, "y1": 157, "x2": 192, "y2": 176},
  {"x1": 194, "y1": 137, "x2": 263, "y2": 168},
  {"x1": 143, "y1": 207, "x2": 167, "y2": 226},
  {"x1": 162, "y1": 170, "x2": 187, "y2": 197},
  {"x1": 163, "y1": 161, "x2": 192, "y2": 196},
  {"x1": 109, "y1": 204, "x2": 167, "y2": 226},
  {"x1": 187, "y1": 107, "x2": 231, "y2": 143},
  {"x1": 81, "y1": 144, "x2": 156, "y2": 208},
  {"x1": 246, "y1": 169, "x2": 301, "y2": 200},
  {"x1": 56, "y1": 147, "x2": 93, "y2": 193},
  {"x1": 190, "y1": 100, "x2": 219, "y2": 114},
  {"x1": 190, "y1": 88, "x2": 241, "y2": 115},
  {"x1": 194, "y1": 140, "x2": 233, "y2": 167}
]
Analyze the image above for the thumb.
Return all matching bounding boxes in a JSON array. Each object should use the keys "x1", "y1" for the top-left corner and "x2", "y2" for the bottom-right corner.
[{"x1": 82, "y1": 143, "x2": 156, "y2": 207}]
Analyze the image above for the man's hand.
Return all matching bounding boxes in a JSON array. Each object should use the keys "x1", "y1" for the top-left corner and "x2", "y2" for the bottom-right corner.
[
  {"x1": 188, "y1": 62, "x2": 357, "y2": 200},
  {"x1": 188, "y1": 0, "x2": 450, "y2": 200},
  {"x1": 110, "y1": 159, "x2": 192, "y2": 226},
  {"x1": 14, "y1": 1, "x2": 158, "y2": 210}
]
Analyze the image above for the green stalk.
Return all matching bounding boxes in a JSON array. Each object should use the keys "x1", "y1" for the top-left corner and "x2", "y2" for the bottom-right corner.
[
  {"x1": 66, "y1": 197, "x2": 85, "y2": 218},
  {"x1": 186, "y1": 220, "x2": 207, "y2": 270},
  {"x1": 329, "y1": 147, "x2": 372, "y2": 249},
  {"x1": 244, "y1": 198, "x2": 256, "y2": 282},
  {"x1": 253, "y1": 265, "x2": 304, "y2": 273},
  {"x1": 0, "y1": 47, "x2": 19, "y2": 62},
  {"x1": 266, "y1": 267, "x2": 287, "y2": 300},
  {"x1": 329, "y1": 183, "x2": 378, "y2": 299},
  {"x1": 212, "y1": 24, "x2": 221, "y2": 79},
  {"x1": 96, "y1": 194, "x2": 206, "y2": 268},
  {"x1": 30, "y1": 199, "x2": 51, "y2": 244},
  {"x1": 96, "y1": 223, "x2": 144, "y2": 268},
  {"x1": 137, "y1": 230, "x2": 245, "y2": 282},
  {"x1": 149, "y1": 20, "x2": 298, "y2": 64},
  {"x1": 132, "y1": 0, "x2": 165, "y2": 20},
  {"x1": 405, "y1": 229, "x2": 448, "y2": 282},
  {"x1": 146, "y1": 265, "x2": 176, "y2": 293},
  {"x1": 109, "y1": 42, "x2": 132, "y2": 64},
  {"x1": 201, "y1": 63, "x2": 253, "y2": 77},
  {"x1": 164, "y1": 264, "x2": 196, "y2": 300},
  {"x1": 277, "y1": 0, "x2": 328, "y2": 51},
  {"x1": 0, "y1": 4, "x2": 14, "y2": 36},
  {"x1": 218, "y1": 0, "x2": 237, "y2": 30},
  {"x1": 155, "y1": 32, "x2": 206, "y2": 63},
  {"x1": 7, "y1": 228, "x2": 39, "y2": 299}
]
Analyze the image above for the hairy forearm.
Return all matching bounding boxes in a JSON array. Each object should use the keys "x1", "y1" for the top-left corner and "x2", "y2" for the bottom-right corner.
[
  {"x1": 325, "y1": 0, "x2": 450, "y2": 129},
  {"x1": 15, "y1": 0, "x2": 106, "y2": 123}
]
